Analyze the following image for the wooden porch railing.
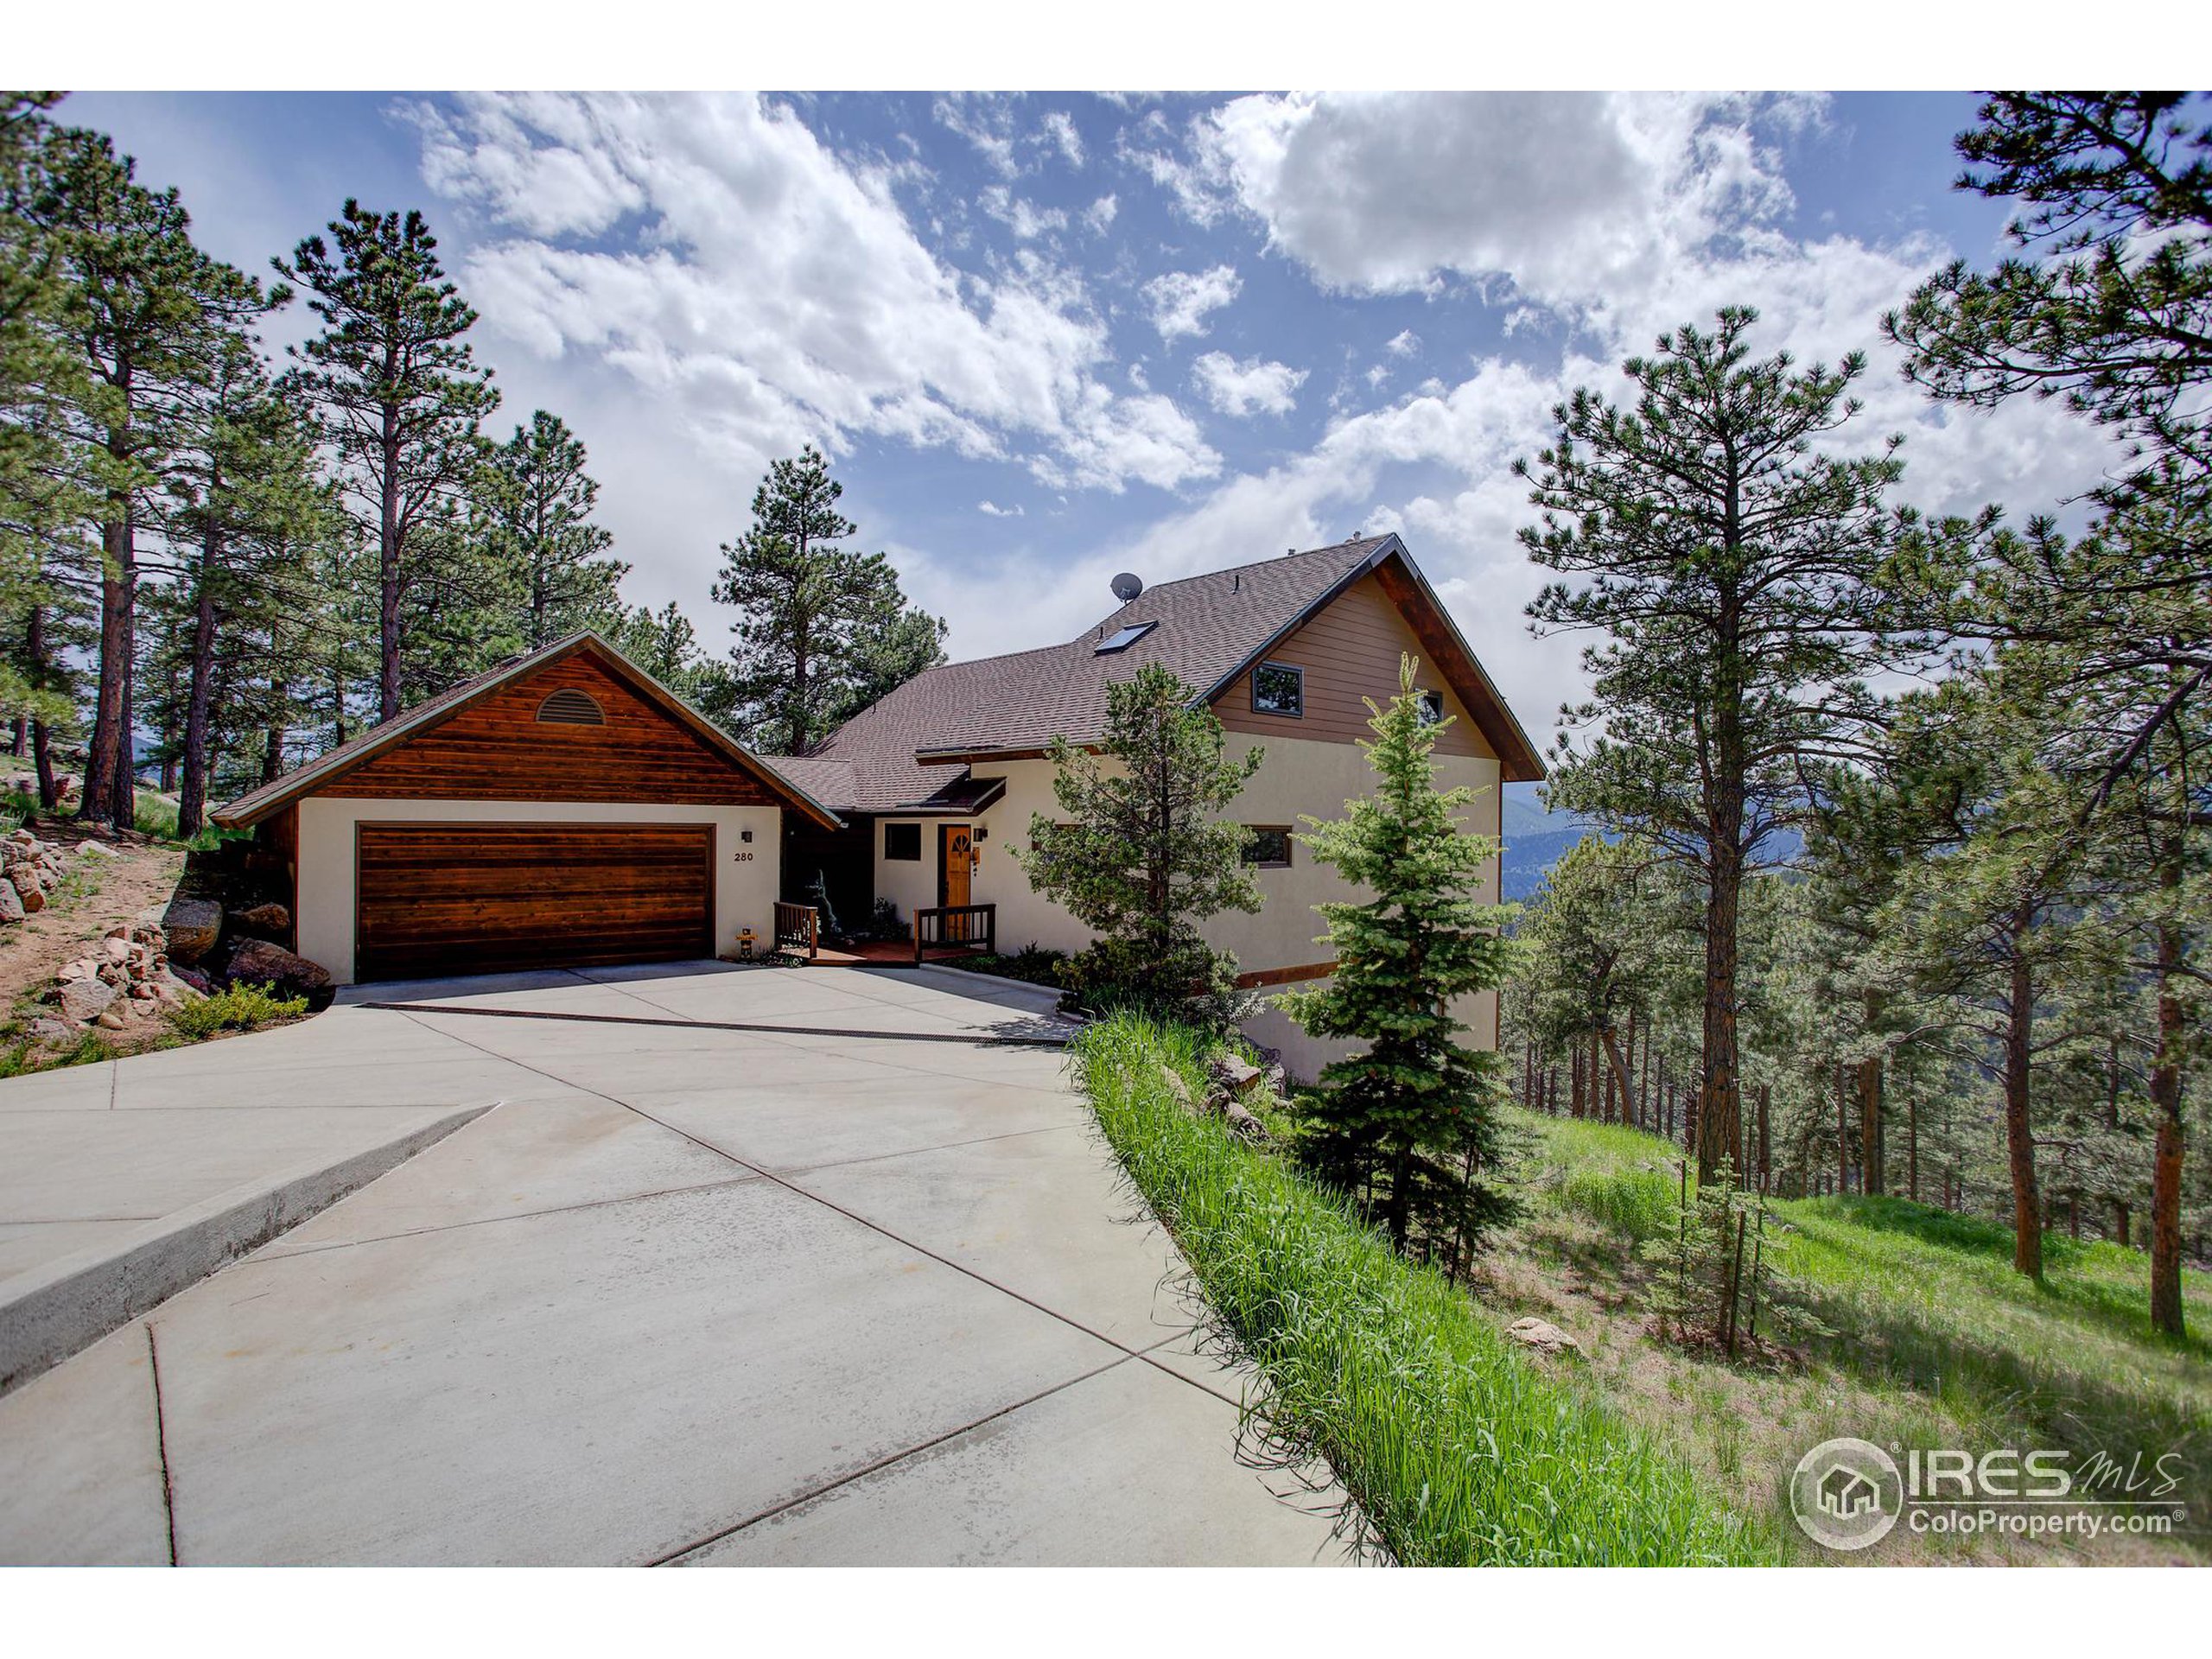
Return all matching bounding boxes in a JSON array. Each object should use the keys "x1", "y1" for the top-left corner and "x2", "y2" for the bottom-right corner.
[
  {"x1": 773, "y1": 900, "x2": 820, "y2": 962},
  {"x1": 913, "y1": 903, "x2": 995, "y2": 963}
]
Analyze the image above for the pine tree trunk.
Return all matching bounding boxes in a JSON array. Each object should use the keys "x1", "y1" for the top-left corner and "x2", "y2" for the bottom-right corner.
[
  {"x1": 7, "y1": 716, "x2": 22, "y2": 757},
  {"x1": 378, "y1": 397, "x2": 404, "y2": 723},
  {"x1": 1908, "y1": 1094, "x2": 1918, "y2": 1203},
  {"x1": 1697, "y1": 833, "x2": 1745, "y2": 1185},
  {"x1": 82, "y1": 489, "x2": 134, "y2": 828},
  {"x1": 2150, "y1": 906, "x2": 2186, "y2": 1335},
  {"x1": 1757, "y1": 1081, "x2": 1771, "y2": 1189},
  {"x1": 25, "y1": 605, "x2": 57, "y2": 810},
  {"x1": 2004, "y1": 910, "x2": 2044, "y2": 1279},
  {"x1": 109, "y1": 638, "x2": 136, "y2": 833},
  {"x1": 1859, "y1": 1053, "x2": 1885, "y2": 1197},
  {"x1": 175, "y1": 533, "x2": 220, "y2": 841},
  {"x1": 1600, "y1": 1025, "x2": 1635, "y2": 1128}
]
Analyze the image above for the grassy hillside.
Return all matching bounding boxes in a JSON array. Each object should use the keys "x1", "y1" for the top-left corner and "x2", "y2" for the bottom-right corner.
[{"x1": 1500, "y1": 1113, "x2": 2212, "y2": 1562}]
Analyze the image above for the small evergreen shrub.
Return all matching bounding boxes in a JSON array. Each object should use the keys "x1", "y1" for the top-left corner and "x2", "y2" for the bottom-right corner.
[{"x1": 165, "y1": 980, "x2": 308, "y2": 1040}]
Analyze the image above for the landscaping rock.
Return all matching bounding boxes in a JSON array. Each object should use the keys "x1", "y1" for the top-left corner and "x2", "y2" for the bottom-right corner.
[
  {"x1": 1208, "y1": 1055, "x2": 1263, "y2": 1096},
  {"x1": 0, "y1": 881, "x2": 21, "y2": 925},
  {"x1": 1161, "y1": 1066, "x2": 1198, "y2": 1114},
  {"x1": 232, "y1": 901, "x2": 291, "y2": 937},
  {"x1": 169, "y1": 963, "x2": 214, "y2": 995},
  {"x1": 51, "y1": 976, "x2": 117, "y2": 1024},
  {"x1": 27, "y1": 1015, "x2": 76, "y2": 1045},
  {"x1": 94, "y1": 1007, "x2": 128, "y2": 1031},
  {"x1": 222, "y1": 938, "x2": 335, "y2": 1011},
  {"x1": 78, "y1": 840, "x2": 118, "y2": 858},
  {"x1": 1219, "y1": 1097, "x2": 1270, "y2": 1144},
  {"x1": 162, "y1": 897, "x2": 223, "y2": 963},
  {"x1": 14, "y1": 880, "x2": 41, "y2": 914},
  {"x1": 1505, "y1": 1317, "x2": 1583, "y2": 1359}
]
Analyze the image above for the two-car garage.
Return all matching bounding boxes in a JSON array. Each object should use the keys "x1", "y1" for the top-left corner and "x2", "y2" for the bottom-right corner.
[{"x1": 211, "y1": 634, "x2": 839, "y2": 987}]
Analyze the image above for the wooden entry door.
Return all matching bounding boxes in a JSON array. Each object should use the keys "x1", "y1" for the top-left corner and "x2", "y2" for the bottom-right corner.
[{"x1": 938, "y1": 823, "x2": 974, "y2": 939}]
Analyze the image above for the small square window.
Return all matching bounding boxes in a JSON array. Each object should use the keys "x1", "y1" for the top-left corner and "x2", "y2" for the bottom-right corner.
[
  {"x1": 884, "y1": 823, "x2": 921, "y2": 861},
  {"x1": 1415, "y1": 690, "x2": 1446, "y2": 728},
  {"x1": 1243, "y1": 827, "x2": 1293, "y2": 868},
  {"x1": 1252, "y1": 663, "x2": 1303, "y2": 717}
]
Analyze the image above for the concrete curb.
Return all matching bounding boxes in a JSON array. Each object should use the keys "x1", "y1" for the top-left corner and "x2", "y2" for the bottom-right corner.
[{"x1": 0, "y1": 1103, "x2": 493, "y2": 1396}]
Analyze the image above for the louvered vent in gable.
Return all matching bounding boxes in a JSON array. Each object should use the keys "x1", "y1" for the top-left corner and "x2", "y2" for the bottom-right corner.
[{"x1": 536, "y1": 687, "x2": 606, "y2": 727}]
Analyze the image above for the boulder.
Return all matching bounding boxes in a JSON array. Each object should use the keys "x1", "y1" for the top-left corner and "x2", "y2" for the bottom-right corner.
[
  {"x1": 0, "y1": 882, "x2": 21, "y2": 925},
  {"x1": 232, "y1": 901, "x2": 291, "y2": 938},
  {"x1": 94, "y1": 1007, "x2": 128, "y2": 1031},
  {"x1": 101, "y1": 934, "x2": 130, "y2": 963},
  {"x1": 78, "y1": 840, "x2": 118, "y2": 858},
  {"x1": 222, "y1": 938, "x2": 334, "y2": 1012},
  {"x1": 27, "y1": 1015, "x2": 77, "y2": 1045},
  {"x1": 1208, "y1": 1054, "x2": 1263, "y2": 1096},
  {"x1": 52, "y1": 976, "x2": 117, "y2": 1024},
  {"x1": 1505, "y1": 1317, "x2": 1584, "y2": 1359},
  {"x1": 1160, "y1": 1065, "x2": 1198, "y2": 1114},
  {"x1": 14, "y1": 880, "x2": 41, "y2": 914},
  {"x1": 168, "y1": 963, "x2": 215, "y2": 995},
  {"x1": 162, "y1": 898, "x2": 223, "y2": 964},
  {"x1": 7, "y1": 865, "x2": 40, "y2": 899}
]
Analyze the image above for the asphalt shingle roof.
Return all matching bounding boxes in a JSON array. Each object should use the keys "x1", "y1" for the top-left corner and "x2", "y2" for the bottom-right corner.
[{"x1": 798, "y1": 537, "x2": 1392, "y2": 813}]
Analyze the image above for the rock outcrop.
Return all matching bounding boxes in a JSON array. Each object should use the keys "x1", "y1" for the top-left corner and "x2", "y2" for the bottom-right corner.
[{"x1": 222, "y1": 938, "x2": 335, "y2": 1012}]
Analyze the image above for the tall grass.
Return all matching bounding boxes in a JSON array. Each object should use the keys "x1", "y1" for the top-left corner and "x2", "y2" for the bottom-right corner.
[
  {"x1": 1522, "y1": 1111, "x2": 2212, "y2": 1529},
  {"x1": 1074, "y1": 1014, "x2": 1770, "y2": 1566}
]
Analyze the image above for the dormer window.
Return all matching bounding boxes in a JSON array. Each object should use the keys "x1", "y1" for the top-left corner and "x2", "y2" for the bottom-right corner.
[
  {"x1": 1251, "y1": 662, "x2": 1303, "y2": 718},
  {"x1": 536, "y1": 687, "x2": 606, "y2": 726},
  {"x1": 1415, "y1": 690, "x2": 1446, "y2": 728},
  {"x1": 1096, "y1": 620, "x2": 1158, "y2": 654}
]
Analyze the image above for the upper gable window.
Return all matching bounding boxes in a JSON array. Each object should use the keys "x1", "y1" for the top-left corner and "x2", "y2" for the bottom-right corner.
[
  {"x1": 1251, "y1": 662, "x2": 1303, "y2": 718},
  {"x1": 1096, "y1": 620, "x2": 1158, "y2": 655},
  {"x1": 536, "y1": 687, "x2": 606, "y2": 726},
  {"x1": 1415, "y1": 690, "x2": 1446, "y2": 728}
]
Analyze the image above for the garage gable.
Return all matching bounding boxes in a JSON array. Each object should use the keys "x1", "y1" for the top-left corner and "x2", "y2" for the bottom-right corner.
[{"x1": 213, "y1": 633, "x2": 839, "y2": 830}]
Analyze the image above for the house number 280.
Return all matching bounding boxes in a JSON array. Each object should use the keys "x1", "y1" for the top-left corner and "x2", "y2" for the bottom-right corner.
[{"x1": 731, "y1": 850, "x2": 754, "y2": 862}]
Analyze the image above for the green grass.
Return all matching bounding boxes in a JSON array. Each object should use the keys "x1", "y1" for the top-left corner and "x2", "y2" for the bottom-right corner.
[
  {"x1": 1073, "y1": 1014, "x2": 1771, "y2": 1565},
  {"x1": 163, "y1": 980, "x2": 307, "y2": 1041},
  {"x1": 1522, "y1": 1111, "x2": 2212, "y2": 1535},
  {"x1": 939, "y1": 944, "x2": 1069, "y2": 988},
  {"x1": 0, "y1": 1028, "x2": 116, "y2": 1077}
]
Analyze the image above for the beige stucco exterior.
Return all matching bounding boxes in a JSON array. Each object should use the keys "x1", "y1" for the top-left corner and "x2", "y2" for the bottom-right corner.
[
  {"x1": 861, "y1": 732, "x2": 1503, "y2": 1080},
  {"x1": 295, "y1": 795, "x2": 785, "y2": 986}
]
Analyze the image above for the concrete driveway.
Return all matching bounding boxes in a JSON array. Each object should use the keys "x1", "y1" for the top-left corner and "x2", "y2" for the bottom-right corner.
[{"x1": 0, "y1": 962, "x2": 1352, "y2": 1567}]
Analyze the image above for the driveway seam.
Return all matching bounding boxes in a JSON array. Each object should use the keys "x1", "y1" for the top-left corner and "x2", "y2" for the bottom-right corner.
[
  {"x1": 648, "y1": 1340, "x2": 1181, "y2": 1565},
  {"x1": 775, "y1": 1120, "x2": 1084, "y2": 1177},
  {"x1": 374, "y1": 1001, "x2": 1071, "y2": 1049},
  {"x1": 245, "y1": 1173, "x2": 767, "y2": 1263},
  {"x1": 404, "y1": 1013, "x2": 1249, "y2": 1412},
  {"x1": 144, "y1": 1321, "x2": 177, "y2": 1567}
]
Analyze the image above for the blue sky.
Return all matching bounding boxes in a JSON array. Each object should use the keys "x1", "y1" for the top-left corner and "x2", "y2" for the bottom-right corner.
[{"x1": 64, "y1": 91, "x2": 2119, "y2": 748}]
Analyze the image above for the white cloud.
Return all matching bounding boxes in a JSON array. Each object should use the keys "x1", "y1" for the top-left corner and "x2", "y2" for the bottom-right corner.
[
  {"x1": 1083, "y1": 194, "x2": 1118, "y2": 233},
  {"x1": 977, "y1": 499, "x2": 1024, "y2": 518},
  {"x1": 931, "y1": 92, "x2": 1020, "y2": 178},
  {"x1": 1201, "y1": 92, "x2": 1809, "y2": 324},
  {"x1": 1385, "y1": 328, "x2": 1420, "y2": 357},
  {"x1": 1041, "y1": 111, "x2": 1084, "y2": 168},
  {"x1": 1192, "y1": 352, "x2": 1306, "y2": 417},
  {"x1": 1142, "y1": 264, "x2": 1241, "y2": 342},
  {"x1": 980, "y1": 185, "x2": 1066, "y2": 240},
  {"x1": 412, "y1": 92, "x2": 1216, "y2": 499}
]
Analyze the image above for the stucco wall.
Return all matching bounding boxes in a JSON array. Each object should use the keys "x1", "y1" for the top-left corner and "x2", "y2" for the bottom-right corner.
[
  {"x1": 871, "y1": 817, "x2": 942, "y2": 926},
  {"x1": 956, "y1": 733, "x2": 1503, "y2": 1079},
  {"x1": 296, "y1": 795, "x2": 785, "y2": 985}
]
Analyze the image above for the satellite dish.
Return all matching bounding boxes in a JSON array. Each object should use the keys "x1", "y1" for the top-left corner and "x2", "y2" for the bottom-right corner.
[{"x1": 1110, "y1": 572, "x2": 1144, "y2": 602}]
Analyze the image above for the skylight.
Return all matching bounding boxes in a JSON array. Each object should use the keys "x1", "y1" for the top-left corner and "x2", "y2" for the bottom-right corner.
[{"x1": 1095, "y1": 620, "x2": 1158, "y2": 655}]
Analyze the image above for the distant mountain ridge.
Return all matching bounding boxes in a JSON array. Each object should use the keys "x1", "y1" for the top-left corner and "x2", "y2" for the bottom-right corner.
[{"x1": 1495, "y1": 783, "x2": 1805, "y2": 902}]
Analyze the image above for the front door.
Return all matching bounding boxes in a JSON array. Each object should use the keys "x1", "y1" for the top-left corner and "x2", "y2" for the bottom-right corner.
[{"x1": 938, "y1": 823, "x2": 973, "y2": 939}]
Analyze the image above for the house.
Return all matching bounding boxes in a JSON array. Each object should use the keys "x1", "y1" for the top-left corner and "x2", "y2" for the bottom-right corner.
[
  {"x1": 771, "y1": 534, "x2": 1544, "y2": 1074},
  {"x1": 209, "y1": 632, "x2": 839, "y2": 984}
]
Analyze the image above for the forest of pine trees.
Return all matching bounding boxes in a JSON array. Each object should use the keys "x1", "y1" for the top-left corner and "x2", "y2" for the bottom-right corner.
[
  {"x1": 1508, "y1": 94, "x2": 2210, "y2": 1336},
  {"x1": 0, "y1": 92, "x2": 943, "y2": 841}
]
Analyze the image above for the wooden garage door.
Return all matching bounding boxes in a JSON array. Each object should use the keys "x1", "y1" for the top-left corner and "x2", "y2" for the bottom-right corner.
[{"x1": 355, "y1": 822, "x2": 714, "y2": 982}]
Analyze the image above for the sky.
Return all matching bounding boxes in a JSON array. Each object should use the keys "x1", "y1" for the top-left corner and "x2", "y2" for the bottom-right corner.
[{"x1": 62, "y1": 90, "x2": 2125, "y2": 757}]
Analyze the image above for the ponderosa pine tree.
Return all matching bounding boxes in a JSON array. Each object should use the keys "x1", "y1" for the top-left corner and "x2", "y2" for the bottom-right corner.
[
  {"x1": 1886, "y1": 93, "x2": 2212, "y2": 1332},
  {"x1": 711, "y1": 445, "x2": 944, "y2": 753},
  {"x1": 275, "y1": 202, "x2": 497, "y2": 722},
  {"x1": 33, "y1": 124, "x2": 277, "y2": 832},
  {"x1": 1285, "y1": 658, "x2": 1519, "y2": 1259},
  {"x1": 1015, "y1": 662, "x2": 1262, "y2": 1023},
  {"x1": 479, "y1": 410, "x2": 627, "y2": 652},
  {"x1": 1520, "y1": 307, "x2": 1936, "y2": 1185}
]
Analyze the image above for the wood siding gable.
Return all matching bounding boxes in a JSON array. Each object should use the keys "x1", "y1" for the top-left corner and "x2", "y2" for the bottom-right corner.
[
  {"x1": 1211, "y1": 571, "x2": 1497, "y2": 759},
  {"x1": 324, "y1": 655, "x2": 779, "y2": 806}
]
